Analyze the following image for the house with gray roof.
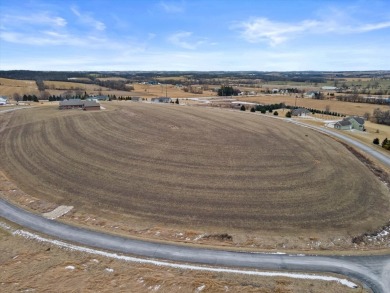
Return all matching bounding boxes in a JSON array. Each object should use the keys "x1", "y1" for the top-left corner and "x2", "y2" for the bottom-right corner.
[
  {"x1": 59, "y1": 99, "x2": 100, "y2": 111},
  {"x1": 151, "y1": 97, "x2": 172, "y2": 103},
  {"x1": 83, "y1": 100, "x2": 100, "y2": 111},
  {"x1": 291, "y1": 108, "x2": 311, "y2": 117},
  {"x1": 0, "y1": 96, "x2": 8, "y2": 105},
  {"x1": 59, "y1": 99, "x2": 84, "y2": 110},
  {"x1": 334, "y1": 116, "x2": 365, "y2": 131}
]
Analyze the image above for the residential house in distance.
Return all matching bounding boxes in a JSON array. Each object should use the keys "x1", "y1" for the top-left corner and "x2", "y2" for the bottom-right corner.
[
  {"x1": 88, "y1": 95, "x2": 109, "y2": 101},
  {"x1": 83, "y1": 100, "x2": 100, "y2": 111},
  {"x1": 151, "y1": 97, "x2": 172, "y2": 103},
  {"x1": 304, "y1": 91, "x2": 320, "y2": 98},
  {"x1": 131, "y1": 96, "x2": 142, "y2": 102},
  {"x1": 59, "y1": 99, "x2": 84, "y2": 110},
  {"x1": 59, "y1": 99, "x2": 100, "y2": 111},
  {"x1": 0, "y1": 96, "x2": 8, "y2": 105},
  {"x1": 291, "y1": 108, "x2": 311, "y2": 117},
  {"x1": 321, "y1": 86, "x2": 339, "y2": 91},
  {"x1": 334, "y1": 116, "x2": 365, "y2": 131}
]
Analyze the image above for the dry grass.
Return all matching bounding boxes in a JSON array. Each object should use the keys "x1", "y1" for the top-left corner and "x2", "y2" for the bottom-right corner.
[
  {"x1": 96, "y1": 77, "x2": 129, "y2": 81},
  {"x1": 0, "y1": 78, "x2": 39, "y2": 96},
  {"x1": 0, "y1": 103, "x2": 389, "y2": 253},
  {"x1": 43, "y1": 80, "x2": 103, "y2": 91},
  {"x1": 240, "y1": 95, "x2": 389, "y2": 116},
  {"x1": 131, "y1": 84, "x2": 216, "y2": 98}
]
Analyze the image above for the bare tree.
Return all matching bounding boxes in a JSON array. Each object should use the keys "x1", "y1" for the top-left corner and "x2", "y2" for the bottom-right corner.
[
  {"x1": 13, "y1": 93, "x2": 21, "y2": 102},
  {"x1": 325, "y1": 105, "x2": 331, "y2": 113},
  {"x1": 40, "y1": 91, "x2": 50, "y2": 100},
  {"x1": 363, "y1": 112, "x2": 371, "y2": 121}
]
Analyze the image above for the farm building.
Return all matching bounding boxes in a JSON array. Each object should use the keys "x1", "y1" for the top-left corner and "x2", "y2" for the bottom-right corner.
[
  {"x1": 59, "y1": 99, "x2": 84, "y2": 110},
  {"x1": 334, "y1": 116, "x2": 365, "y2": 131},
  {"x1": 83, "y1": 100, "x2": 100, "y2": 111},
  {"x1": 291, "y1": 108, "x2": 311, "y2": 117},
  {"x1": 151, "y1": 97, "x2": 172, "y2": 103}
]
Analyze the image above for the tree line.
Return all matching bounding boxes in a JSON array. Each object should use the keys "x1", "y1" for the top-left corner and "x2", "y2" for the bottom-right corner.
[
  {"x1": 370, "y1": 108, "x2": 390, "y2": 126},
  {"x1": 336, "y1": 94, "x2": 390, "y2": 105}
]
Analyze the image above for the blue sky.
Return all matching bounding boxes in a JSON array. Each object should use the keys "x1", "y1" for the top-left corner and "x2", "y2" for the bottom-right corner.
[{"x1": 1, "y1": 0, "x2": 390, "y2": 71}]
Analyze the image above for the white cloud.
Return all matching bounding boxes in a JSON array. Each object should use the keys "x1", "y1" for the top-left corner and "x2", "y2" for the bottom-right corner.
[
  {"x1": 353, "y1": 21, "x2": 390, "y2": 33},
  {"x1": 159, "y1": 1, "x2": 184, "y2": 13},
  {"x1": 235, "y1": 18, "x2": 319, "y2": 46},
  {"x1": 168, "y1": 31, "x2": 207, "y2": 50},
  {"x1": 2, "y1": 13, "x2": 67, "y2": 27},
  {"x1": 71, "y1": 6, "x2": 106, "y2": 31},
  {"x1": 235, "y1": 17, "x2": 390, "y2": 46}
]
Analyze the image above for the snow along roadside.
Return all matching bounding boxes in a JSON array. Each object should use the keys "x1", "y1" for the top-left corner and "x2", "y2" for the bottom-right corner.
[{"x1": 0, "y1": 222, "x2": 357, "y2": 289}]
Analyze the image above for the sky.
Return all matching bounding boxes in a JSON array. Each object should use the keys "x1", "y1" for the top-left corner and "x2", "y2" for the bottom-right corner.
[{"x1": 0, "y1": 0, "x2": 390, "y2": 71}]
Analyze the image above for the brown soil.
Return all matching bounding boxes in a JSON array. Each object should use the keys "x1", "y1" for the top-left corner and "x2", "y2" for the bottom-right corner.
[{"x1": 0, "y1": 103, "x2": 389, "y2": 252}]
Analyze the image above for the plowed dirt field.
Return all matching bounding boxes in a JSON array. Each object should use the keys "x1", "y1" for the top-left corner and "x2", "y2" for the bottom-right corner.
[{"x1": 0, "y1": 103, "x2": 389, "y2": 242}]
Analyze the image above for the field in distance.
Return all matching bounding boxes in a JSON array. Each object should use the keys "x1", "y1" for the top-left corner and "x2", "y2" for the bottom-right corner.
[{"x1": 0, "y1": 103, "x2": 389, "y2": 250}]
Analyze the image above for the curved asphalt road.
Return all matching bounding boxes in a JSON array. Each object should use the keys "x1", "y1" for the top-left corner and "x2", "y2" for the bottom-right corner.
[
  {"x1": 285, "y1": 119, "x2": 390, "y2": 167},
  {"x1": 0, "y1": 199, "x2": 389, "y2": 293}
]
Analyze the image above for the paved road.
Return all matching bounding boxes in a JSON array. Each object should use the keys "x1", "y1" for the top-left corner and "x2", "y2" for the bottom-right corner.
[{"x1": 0, "y1": 199, "x2": 389, "y2": 293}]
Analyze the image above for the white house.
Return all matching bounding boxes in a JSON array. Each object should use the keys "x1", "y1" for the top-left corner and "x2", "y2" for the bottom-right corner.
[
  {"x1": 0, "y1": 96, "x2": 8, "y2": 105},
  {"x1": 321, "y1": 86, "x2": 338, "y2": 91}
]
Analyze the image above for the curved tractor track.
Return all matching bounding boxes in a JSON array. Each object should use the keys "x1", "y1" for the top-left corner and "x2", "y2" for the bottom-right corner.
[
  {"x1": 0, "y1": 104, "x2": 388, "y2": 236},
  {"x1": 0, "y1": 104, "x2": 390, "y2": 292}
]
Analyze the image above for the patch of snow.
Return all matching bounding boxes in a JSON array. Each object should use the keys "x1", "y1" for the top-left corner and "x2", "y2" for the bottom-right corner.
[
  {"x1": 0, "y1": 222, "x2": 12, "y2": 230},
  {"x1": 194, "y1": 234, "x2": 205, "y2": 241},
  {"x1": 91, "y1": 259, "x2": 99, "y2": 263},
  {"x1": 10, "y1": 227, "x2": 358, "y2": 289},
  {"x1": 196, "y1": 284, "x2": 205, "y2": 292},
  {"x1": 65, "y1": 265, "x2": 75, "y2": 270},
  {"x1": 152, "y1": 284, "x2": 161, "y2": 291},
  {"x1": 42, "y1": 206, "x2": 73, "y2": 220},
  {"x1": 105, "y1": 268, "x2": 114, "y2": 273}
]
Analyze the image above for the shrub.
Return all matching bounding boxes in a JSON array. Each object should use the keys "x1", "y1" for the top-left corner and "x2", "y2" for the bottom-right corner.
[
  {"x1": 260, "y1": 109, "x2": 266, "y2": 114},
  {"x1": 273, "y1": 111, "x2": 279, "y2": 116},
  {"x1": 240, "y1": 105, "x2": 246, "y2": 111},
  {"x1": 382, "y1": 138, "x2": 390, "y2": 150},
  {"x1": 285, "y1": 111, "x2": 292, "y2": 118},
  {"x1": 250, "y1": 107, "x2": 255, "y2": 112},
  {"x1": 373, "y1": 138, "x2": 380, "y2": 145}
]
